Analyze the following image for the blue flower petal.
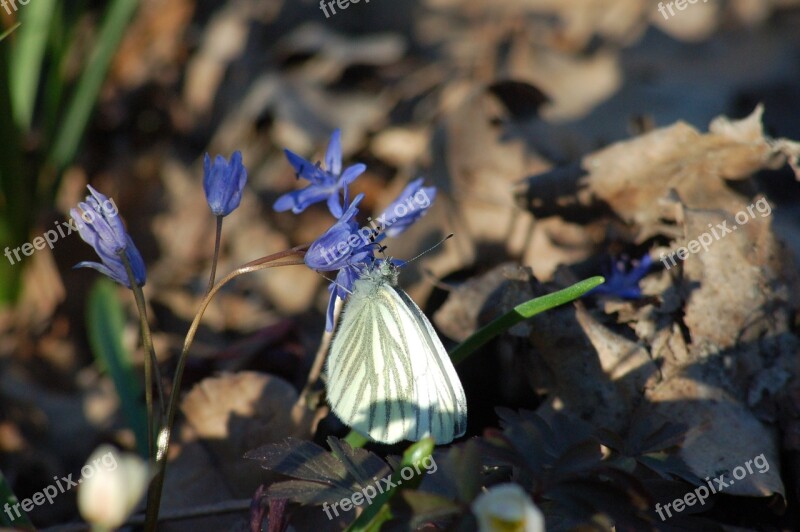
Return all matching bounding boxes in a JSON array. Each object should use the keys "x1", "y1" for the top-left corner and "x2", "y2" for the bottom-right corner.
[
  {"x1": 325, "y1": 129, "x2": 343, "y2": 176},
  {"x1": 284, "y1": 149, "x2": 330, "y2": 185},
  {"x1": 275, "y1": 184, "x2": 339, "y2": 214},
  {"x1": 339, "y1": 164, "x2": 366, "y2": 187},
  {"x1": 275, "y1": 131, "x2": 365, "y2": 217},
  {"x1": 305, "y1": 194, "x2": 365, "y2": 271},
  {"x1": 324, "y1": 266, "x2": 365, "y2": 331},
  {"x1": 74, "y1": 261, "x2": 124, "y2": 284},
  {"x1": 86, "y1": 185, "x2": 127, "y2": 250},
  {"x1": 326, "y1": 191, "x2": 343, "y2": 219},
  {"x1": 379, "y1": 178, "x2": 436, "y2": 238},
  {"x1": 589, "y1": 254, "x2": 652, "y2": 300},
  {"x1": 325, "y1": 284, "x2": 339, "y2": 332}
]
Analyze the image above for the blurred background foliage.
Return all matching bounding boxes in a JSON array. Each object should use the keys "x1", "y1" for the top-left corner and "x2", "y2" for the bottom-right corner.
[{"x1": 0, "y1": 0, "x2": 137, "y2": 303}]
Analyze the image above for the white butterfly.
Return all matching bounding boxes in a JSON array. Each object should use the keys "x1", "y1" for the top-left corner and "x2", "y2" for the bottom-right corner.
[{"x1": 327, "y1": 260, "x2": 467, "y2": 444}]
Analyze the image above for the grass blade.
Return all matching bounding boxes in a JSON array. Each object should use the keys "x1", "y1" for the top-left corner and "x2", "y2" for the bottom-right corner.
[
  {"x1": 449, "y1": 275, "x2": 605, "y2": 365},
  {"x1": 50, "y1": 0, "x2": 138, "y2": 168},
  {"x1": 9, "y1": 0, "x2": 57, "y2": 130}
]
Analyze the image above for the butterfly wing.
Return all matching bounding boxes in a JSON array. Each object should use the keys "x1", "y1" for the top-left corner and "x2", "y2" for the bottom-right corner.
[
  {"x1": 394, "y1": 287, "x2": 467, "y2": 443},
  {"x1": 327, "y1": 282, "x2": 467, "y2": 444}
]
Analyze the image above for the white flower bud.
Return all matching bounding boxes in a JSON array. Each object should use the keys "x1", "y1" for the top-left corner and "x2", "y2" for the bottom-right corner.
[
  {"x1": 78, "y1": 445, "x2": 149, "y2": 530},
  {"x1": 471, "y1": 483, "x2": 545, "y2": 532}
]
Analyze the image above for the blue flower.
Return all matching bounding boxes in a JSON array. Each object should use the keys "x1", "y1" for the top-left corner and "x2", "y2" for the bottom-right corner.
[
  {"x1": 73, "y1": 185, "x2": 146, "y2": 288},
  {"x1": 303, "y1": 178, "x2": 438, "y2": 331},
  {"x1": 305, "y1": 193, "x2": 377, "y2": 330},
  {"x1": 589, "y1": 254, "x2": 652, "y2": 299},
  {"x1": 273, "y1": 129, "x2": 366, "y2": 217},
  {"x1": 377, "y1": 178, "x2": 436, "y2": 239},
  {"x1": 203, "y1": 151, "x2": 248, "y2": 216}
]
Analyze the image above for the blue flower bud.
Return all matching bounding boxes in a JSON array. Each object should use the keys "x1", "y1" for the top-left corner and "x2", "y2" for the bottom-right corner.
[
  {"x1": 72, "y1": 186, "x2": 146, "y2": 288},
  {"x1": 203, "y1": 151, "x2": 248, "y2": 216}
]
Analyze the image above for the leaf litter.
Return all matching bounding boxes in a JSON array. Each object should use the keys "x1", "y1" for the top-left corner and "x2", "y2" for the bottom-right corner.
[{"x1": 3, "y1": 0, "x2": 800, "y2": 530}]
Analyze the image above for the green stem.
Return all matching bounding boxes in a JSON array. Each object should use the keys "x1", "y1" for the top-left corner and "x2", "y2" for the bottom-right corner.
[
  {"x1": 143, "y1": 246, "x2": 308, "y2": 531},
  {"x1": 448, "y1": 276, "x2": 605, "y2": 365},
  {"x1": 206, "y1": 215, "x2": 223, "y2": 295},
  {"x1": 343, "y1": 430, "x2": 369, "y2": 448},
  {"x1": 120, "y1": 251, "x2": 164, "y2": 457}
]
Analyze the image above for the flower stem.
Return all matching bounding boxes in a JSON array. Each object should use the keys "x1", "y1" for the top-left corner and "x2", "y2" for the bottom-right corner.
[
  {"x1": 120, "y1": 251, "x2": 165, "y2": 457},
  {"x1": 289, "y1": 297, "x2": 342, "y2": 434},
  {"x1": 143, "y1": 246, "x2": 307, "y2": 531},
  {"x1": 206, "y1": 215, "x2": 223, "y2": 295}
]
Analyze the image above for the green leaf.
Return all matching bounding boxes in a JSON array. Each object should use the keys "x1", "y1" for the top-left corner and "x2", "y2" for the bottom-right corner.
[
  {"x1": 0, "y1": 38, "x2": 29, "y2": 305},
  {"x1": 50, "y1": 0, "x2": 138, "y2": 168},
  {"x1": 449, "y1": 276, "x2": 605, "y2": 365},
  {"x1": 9, "y1": 0, "x2": 57, "y2": 130},
  {"x1": 87, "y1": 278, "x2": 148, "y2": 457}
]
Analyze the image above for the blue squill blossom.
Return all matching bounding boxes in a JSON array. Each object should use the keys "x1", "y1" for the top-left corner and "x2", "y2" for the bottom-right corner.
[
  {"x1": 589, "y1": 254, "x2": 652, "y2": 299},
  {"x1": 273, "y1": 129, "x2": 366, "y2": 218},
  {"x1": 73, "y1": 185, "x2": 146, "y2": 288},
  {"x1": 203, "y1": 151, "x2": 248, "y2": 216},
  {"x1": 305, "y1": 193, "x2": 376, "y2": 330},
  {"x1": 378, "y1": 178, "x2": 436, "y2": 239}
]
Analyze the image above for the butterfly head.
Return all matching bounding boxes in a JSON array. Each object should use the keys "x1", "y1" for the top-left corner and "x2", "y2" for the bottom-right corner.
[{"x1": 359, "y1": 258, "x2": 400, "y2": 286}]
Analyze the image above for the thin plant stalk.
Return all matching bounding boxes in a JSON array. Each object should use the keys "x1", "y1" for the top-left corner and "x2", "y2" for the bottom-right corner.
[
  {"x1": 290, "y1": 297, "x2": 342, "y2": 436},
  {"x1": 206, "y1": 215, "x2": 223, "y2": 295},
  {"x1": 295, "y1": 297, "x2": 341, "y2": 403},
  {"x1": 120, "y1": 251, "x2": 165, "y2": 456},
  {"x1": 143, "y1": 246, "x2": 307, "y2": 531}
]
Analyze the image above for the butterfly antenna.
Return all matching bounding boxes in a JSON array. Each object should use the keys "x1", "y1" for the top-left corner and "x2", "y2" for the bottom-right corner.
[{"x1": 405, "y1": 233, "x2": 454, "y2": 265}]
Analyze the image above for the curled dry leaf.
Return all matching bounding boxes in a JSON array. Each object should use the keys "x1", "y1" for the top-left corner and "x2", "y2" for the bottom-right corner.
[
  {"x1": 640, "y1": 377, "x2": 785, "y2": 498},
  {"x1": 424, "y1": 83, "x2": 546, "y2": 280},
  {"x1": 182, "y1": 370, "x2": 304, "y2": 444},
  {"x1": 433, "y1": 263, "x2": 535, "y2": 343},
  {"x1": 527, "y1": 302, "x2": 659, "y2": 433},
  {"x1": 649, "y1": 0, "x2": 721, "y2": 42},
  {"x1": 180, "y1": 372, "x2": 305, "y2": 498},
  {"x1": 513, "y1": 105, "x2": 800, "y2": 502},
  {"x1": 516, "y1": 106, "x2": 800, "y2": 243}
]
